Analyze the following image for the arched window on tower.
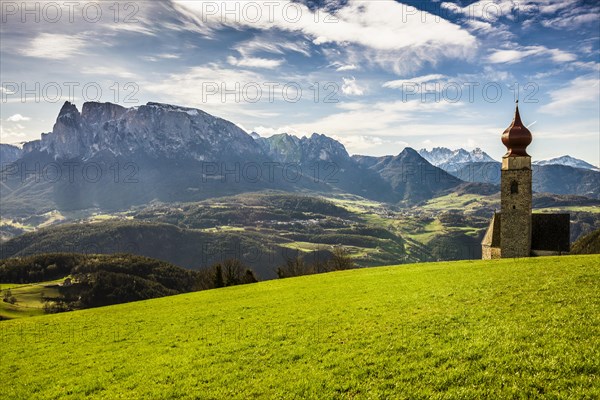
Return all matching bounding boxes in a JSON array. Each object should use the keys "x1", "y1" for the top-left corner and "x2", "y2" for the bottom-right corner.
[{"x1": 510, "y1": 181, "x2": 519, "y2": 194}]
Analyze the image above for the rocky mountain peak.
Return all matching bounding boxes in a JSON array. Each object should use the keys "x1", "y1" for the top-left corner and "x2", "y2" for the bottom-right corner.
[
  {"x1": 81, "y1": 102, "x2": 127, "y2": 126},
  {"x1": 43, "y1": 101, "x2": 85, "y2": 157},
  {"x1": 305, "y1": 132, "x2": 349, "y2": 160},
  {"x1": 54, "y1": 101, "x2": 82, "y2": 131},
  {"x1": 57, "y1": 101, "x2": 79, "y2": 118},
  {"x1": 397, "y1": 147, "x2": 422, "y2": 160}
]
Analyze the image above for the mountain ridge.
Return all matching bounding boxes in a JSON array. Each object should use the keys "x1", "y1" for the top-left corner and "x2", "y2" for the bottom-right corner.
[
  {"x1": 534, "y1": 155, "x2": 599, "y2": 171},
  {"x1": 1, "y1": 101, "x2": 461, "y2": 214},
  {"x1": 418, "y1": 146, "x2": 597, "y2": 172},
  {"x1": 0, "y1": 143, "x2": 22, "y2": 164},
  {"x1": 33, "y1": 101, "x2": 263, "y2": 162},
  {"x1": 418, "y1": 147, "x2": 496, "y2": 167}
]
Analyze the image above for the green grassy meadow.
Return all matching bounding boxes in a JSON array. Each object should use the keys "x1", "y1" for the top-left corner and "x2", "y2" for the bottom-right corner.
[{"x1": 1, "y1": 255, "x2": 599, "y2": 399}]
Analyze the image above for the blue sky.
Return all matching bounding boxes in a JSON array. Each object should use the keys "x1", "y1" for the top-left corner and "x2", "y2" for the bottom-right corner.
[{"x1": 1, "y1": 0, "x2": 598, "y2": 165}]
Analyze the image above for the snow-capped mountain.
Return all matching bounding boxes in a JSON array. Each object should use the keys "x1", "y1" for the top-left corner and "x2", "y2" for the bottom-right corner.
[
  {"x1": 534, "y1": 156, "x2": 598, "y2": 171},
  {"x1": 419, "y1": 147, "x2": 598, "y2": 172},
  {"x1": 419, "y1": 147, "x2": 495, "y2": 166}
]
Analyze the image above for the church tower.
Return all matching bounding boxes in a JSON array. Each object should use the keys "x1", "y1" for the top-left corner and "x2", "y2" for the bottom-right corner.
[
  {"x1": 482, "y1": 102, "x2": 569, "y2": 260},
  {"x1": 499, "y1": 101, "x2": 533, "y2": 258}
]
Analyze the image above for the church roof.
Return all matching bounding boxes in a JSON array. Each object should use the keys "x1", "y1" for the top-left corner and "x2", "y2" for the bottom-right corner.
[
  {"x1": 502, "y1": 101, "x2": 532, "y2": 157},
  {"x1": 531, "y1": 213, "x2": 570, "y2": 252},
  {"x1": 481, "y1": 212, "x2": 501, "y2": 247},
  {"x1": 481, "y1": 212, "x2": 570, "y2": 252}
]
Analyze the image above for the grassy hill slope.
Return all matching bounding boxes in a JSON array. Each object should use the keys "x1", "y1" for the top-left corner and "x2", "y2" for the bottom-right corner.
[
  {"x1": 2, "y1": 255, "x2": 599, "y2": 399},
  {"x1": 571, "y1": 228, "x2": 600, "y2": 254}
]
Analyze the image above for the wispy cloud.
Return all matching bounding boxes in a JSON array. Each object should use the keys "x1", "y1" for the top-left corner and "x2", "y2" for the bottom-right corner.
[
  {"x1": 234, "y1": 36, "x2": 311, "y2": 58},
  {"x1": 542, "y1": 12, "x2": 599, "y2": 29},
  {"x1": 440, "y1": 0, "x2": 597, "y2": 39},
  {"x1": 20, "y1": 33, "x2": 87, "y2": 60},
  {"x1": 487, "y1": 45, "x2": 576, "y2": 64},
  {"x1": 335, "y1": 64, "x2": 358, "y2": 72},
  {"x1": 540, "y1": 76, "x2": 600, "y2": 114},
  {"x1": 537, "y1": 1, "x2": 600, "y2": 29},
  {"x1": 441, "y1": 0, "x2": 585, "y2": 22},
  {"x1": 227, "y1": 56, "x2": 284, "y2": 69},
  {"x1": 81, "y1": 66, "x2": 139, "y2": 79},
  {"x1": 140, "y1": 53, "x2": 182, "y2": 62},
  {"x1": 226, "y1": 35, "x2": 309, "y2": 69},
  {"x1": 383, "y1": 74, "x2": 448, "y2": 89},
  {"x1": 6, "y1": 114, "x2": 30, "y2": 122}
]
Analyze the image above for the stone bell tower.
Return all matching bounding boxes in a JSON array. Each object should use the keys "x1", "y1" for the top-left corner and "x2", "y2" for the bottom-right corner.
[{"x1": 500, "y1": 100, "x2": 533, "y2": 258}]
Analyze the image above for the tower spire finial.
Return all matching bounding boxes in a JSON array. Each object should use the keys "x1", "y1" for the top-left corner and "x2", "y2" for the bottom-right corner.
[
  {"x1": 514, "y1": 100, "x2": 522, "y2": 125},
  {"x1": 502, "y1": 102, "x2": 531, "y2": 157}
]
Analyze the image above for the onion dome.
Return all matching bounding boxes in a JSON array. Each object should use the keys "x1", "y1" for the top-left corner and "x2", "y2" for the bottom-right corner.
[{"x1": 501, "y1": 101, "x2": 532, "y2": 157}]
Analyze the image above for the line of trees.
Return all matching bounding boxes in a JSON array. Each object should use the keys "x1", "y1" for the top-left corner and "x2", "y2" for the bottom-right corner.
[
  {"x1": 276, "y1": 247, "x2": 355, "y2": 278},
  {"x1": 195, "y1": 259, "x2": 258, "y2": 290}
]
